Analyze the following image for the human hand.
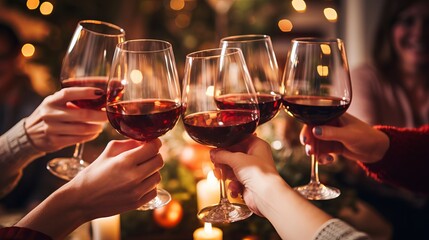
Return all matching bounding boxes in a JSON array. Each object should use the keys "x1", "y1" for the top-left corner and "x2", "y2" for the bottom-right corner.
[
  {"x1": 300, "y1": 113, "x2": 390, "y2": 164},
  {"x1": 24, "y1": 87, "x2": 107, "y2": 152},
  {"x1": 64, "y1": 139, "x2": 163, "y2": 220},
  {"x1": 210, "y1": 135, "x2": 289, "y2": 216}
]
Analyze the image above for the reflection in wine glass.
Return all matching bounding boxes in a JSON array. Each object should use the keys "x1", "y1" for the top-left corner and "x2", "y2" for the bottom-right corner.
[
  {"x1": 220, "y1": 34, "x2": 282, "y2": 125},
  {"x1": 182, "y1": 48, "x2": 259, "y2": 223},
  {"x1": 282, "y1": 38, "x2": 352, "y2": 200},
  {"x1": 47, "y1": 20, "x2": 125, "y2": 181},
  {"x1": 106, "y1": 39, "x2": 181, "y2": 210}
]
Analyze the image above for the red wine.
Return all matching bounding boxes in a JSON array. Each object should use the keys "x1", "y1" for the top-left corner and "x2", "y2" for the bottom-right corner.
[
  {"x1": 183, "y1": 110, "x2": 258, "y2": 148},
  {"x1": 215, "y1": 93, "x2": 282, "y2": 125},
  {"x1": 106, "y1": 99, "x2": 182, "y2": 141},
  {"x1": 61, "y1": 77, "x2": 108, "y2": 110},
  {"x1": 283, "y1": 96, "x2": 350, "y2": 125}
]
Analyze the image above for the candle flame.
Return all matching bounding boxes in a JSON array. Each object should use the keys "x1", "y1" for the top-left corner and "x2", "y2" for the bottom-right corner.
[
  {"x1": 204, "y1": 222, "x2": 213, "y2": 234},
  {"x1": 207, "y1": 170, "x2": 218, "y2": 184}
]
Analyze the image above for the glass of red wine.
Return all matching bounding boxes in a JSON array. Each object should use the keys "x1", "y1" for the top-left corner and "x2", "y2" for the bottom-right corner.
[
  {"x1": 182, "y1": 48, "x2": 259, "y2": 223},
  {"x1": 106, "y1": 39, "x2": 181, "y2": 210},
  {"x1": 220, "y1": 34, "x2": 282, "y2": 125},
  {"x1": 282, "y1": 38, "x2": 352, "y2": 200},
  {"x1": 47, "y1": 20, "x2": 125, "y2": 181}
]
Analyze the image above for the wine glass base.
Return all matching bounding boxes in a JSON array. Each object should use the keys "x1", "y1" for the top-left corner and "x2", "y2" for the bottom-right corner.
[
  {"x1": 294, "y1": 182, "x2": 340, "y2": 200},
  {"x1": 197, "y1": 202, "x2": 253, "y2": 223},
  {"x1": 47, "y1": 157, "x2": 89, "y2": 181},
  {"x1": 137, "y1": 188, "x2": 171, "y2": 211}
]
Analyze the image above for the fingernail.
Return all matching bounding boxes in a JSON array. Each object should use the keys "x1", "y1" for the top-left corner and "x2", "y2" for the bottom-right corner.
[
  {"x1": 314, "y1": 126, "x2": 322, "y2": 136},
  {"x1": 94, "y1": 89, "x2": 104, "y2": 95},
  {"x1": 305, "y1": 145, "x2": 311, "y2": 156}
]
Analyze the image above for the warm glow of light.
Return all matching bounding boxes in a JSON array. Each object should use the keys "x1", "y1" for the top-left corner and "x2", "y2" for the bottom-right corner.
[
  {"x1": 26, "y1": 0, "x2": 40, "y2": 10},
  {"x1": 21, "y1": 43, "x2": 35, "y2": 57},
  {"x1": 175, "y1": 13, "x2": 191, "y2": 28},
  {"x1": 207, "y1": 170, "x2": 218, "y2": 184},
  {"x1": 320, "y1": 44, "x2": 331, "y2": 55},
  {"x1": 130, "y1": 69, "x2": 143, "y2": 84},
  {"x1": 278, "y1": 19, "x2": 293, "y2": 32},
  {"x1": 291, "y1": 0, "x2": 306, "y2": 13},
  {"x1": 170, "y1": 0, "x2": 185, "y2": 11},
  {"x1": 40, "y1": 1, "x2": 53, "y2": 15},
  {"x1": 324, "y1": 8, "x2": 338, "y2": 22},
  {"x1": 205, "y1": 85, "x2": 214, "y2": 97},
  {"x1": 203, "y1": 222, "x2": 213, "y2": 234},
  {"x1": 317, "y1": 65, "x2": 329, "y2": 77}
]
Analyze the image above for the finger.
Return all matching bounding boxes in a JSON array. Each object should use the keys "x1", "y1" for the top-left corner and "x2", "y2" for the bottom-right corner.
[
  {"x1": 42, "y1": 121, "x2": 104, "y2": 136},
  {"x1": 49, "y1": 87, "x2": 106, "y2": 105},
  {"x1": 317, "y1": 153, "x2": 335, "y2": 165},
  {"x1": 100, "y1": 139, "x2": 146, "y2": 158},
  {"x1": 45, "y1": 108, "x2": 107, "y2": 123},
  {"x1": 135, "y1": 154, "x2": 164, "y2": 179},
  {"x1": 300, "y1": 124, "x2": 311, "y2": 145},
  {"x1": 122, "y1": 139, "x2": 163, "y2": 166}
]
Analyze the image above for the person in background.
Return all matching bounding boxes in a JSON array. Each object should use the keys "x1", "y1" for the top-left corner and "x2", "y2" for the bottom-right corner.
[
  {"x1": 349, "y1": 0, "x2": 429, "y2": 127},
  {"x1": 345, "y1": 0, "x2": 429, "y2": 237},
  {"x1": 0, "y1": 138, "x2": 164, "y2": 240}
]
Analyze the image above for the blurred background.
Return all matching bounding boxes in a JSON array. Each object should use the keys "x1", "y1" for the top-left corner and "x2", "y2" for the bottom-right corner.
[{"x1": 1, "y1": 0, "x2": 427, "y2": 240}]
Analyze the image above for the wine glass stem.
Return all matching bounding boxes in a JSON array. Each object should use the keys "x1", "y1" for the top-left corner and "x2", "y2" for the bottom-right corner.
[
  {"x1": 73, "y1": 143, "x2": 85, "y2": 160},
  {"x1": 217, "y1": 166, "x2": 230, "y2": 205},
  {"x1": 309, "y1": 139, "x2": 320, "y2": 184}
]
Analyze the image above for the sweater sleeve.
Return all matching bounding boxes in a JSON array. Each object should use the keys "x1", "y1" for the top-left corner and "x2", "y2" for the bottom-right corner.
[
  {"x1": 0, "y1": 226, "x2": 52, "y2": 240},
  {"x1": 313, "y1": 219, "x2": 370, "y2": 240},
  {"x1": 0, "y1": 119, "x2": 45, "y2": 198},
  {"x1": 357, "y1": 125, "x2": 429, "y2": 195}
]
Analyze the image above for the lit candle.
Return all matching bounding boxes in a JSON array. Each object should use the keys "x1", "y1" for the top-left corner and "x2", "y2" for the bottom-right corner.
[
  {"x1": 193, "y1": 222, "x2": 223, "y2": 240},
  {"x1": 196, "y1": 170, "x2": 220, "y2": 211},
  {"x1": 91, "y1": 214, "x2": 120, "y2": 240},
  {"x1": 196, "y1": 170, "x2": 245, "y2": 211}
]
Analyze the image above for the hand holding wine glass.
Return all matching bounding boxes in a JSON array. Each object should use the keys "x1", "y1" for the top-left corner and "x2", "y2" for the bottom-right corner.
[
  {"x1": 182, "y1": 48, "x2": 259, "y2": 223},
  {"x1": 106, "y1": 39, "x2": 182, "y2": 210},
  {"x1": 220, "y1": 34, "x2": 282, "y2": 125},
  {"x1": 282, "y1": 38, "x2": 352, "y2": 200},
  {"x1": 47, "y1": 20, "x2": 125, "y2": 181}
]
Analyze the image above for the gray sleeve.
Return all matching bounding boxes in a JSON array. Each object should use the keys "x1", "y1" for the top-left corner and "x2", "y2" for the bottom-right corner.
[{"x1": 314, "y1": 219, "x2": 371, "y2": 240}]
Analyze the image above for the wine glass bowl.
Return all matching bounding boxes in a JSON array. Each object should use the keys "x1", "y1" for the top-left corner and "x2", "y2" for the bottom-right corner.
[
  {"x1": 182, "y1": 48, "x2": 259, "y2": 223},
  {"x1": 220, "y1": 34, "x2": 282, "y2": 125},
  {"x1": 106, "y1": 39, "x2": 182, "y2": 210},
  {"x1": 282, "y1": 37, "x2": 352, "y2": 200},
  {"x1": 47, "y1": 20, "x2": 125, "y2": 181}
]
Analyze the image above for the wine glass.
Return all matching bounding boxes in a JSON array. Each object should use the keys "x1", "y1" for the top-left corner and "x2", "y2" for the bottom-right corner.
[
  {"x1": 282, "y1": 37, "x2": 352, "y2": 200},
  {"x1": 106, "y1": 39, "x2": 181, "y2": 210},
  {"x1": 220, "y1": 34, "x2": 282, "y2": 125},
  {"x1": 47, "y1": 20, "x2": 125, "y2": 181},
  {"x1": 182, "y1": 48, "x2": 259, "y2": 223}
]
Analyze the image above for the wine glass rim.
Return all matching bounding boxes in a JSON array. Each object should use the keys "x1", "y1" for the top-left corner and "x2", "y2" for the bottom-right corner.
[
  {"x1": 116, "y1": 39, "x2": 173, "y2": 53},
  {"x1": 186, "y1": 47, "x2": 242, "y2": 59},
  {"x1": 78, "y1": 20, "x2": 125, "y2": 37},
  {"x1": 291, "y1": 37, "x2": 343, "y2": 44},
  {"x1": 220, "y1": 34, "x2": 271, "y2": 43}
]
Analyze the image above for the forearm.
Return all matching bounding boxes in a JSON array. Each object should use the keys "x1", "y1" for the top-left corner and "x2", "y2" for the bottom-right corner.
[
  {"x1": 359, "y1": 125, "x2": 429, "y2": 194},
  {"x1": 15, "y1": 184, "x2": 87, "y2": 240},
  {"x1": 0, "y1": 118, "x2": 45, "y2": 197},
  {"x1": 253, "y1": 174, "x2": 331, "y2": 239}
]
